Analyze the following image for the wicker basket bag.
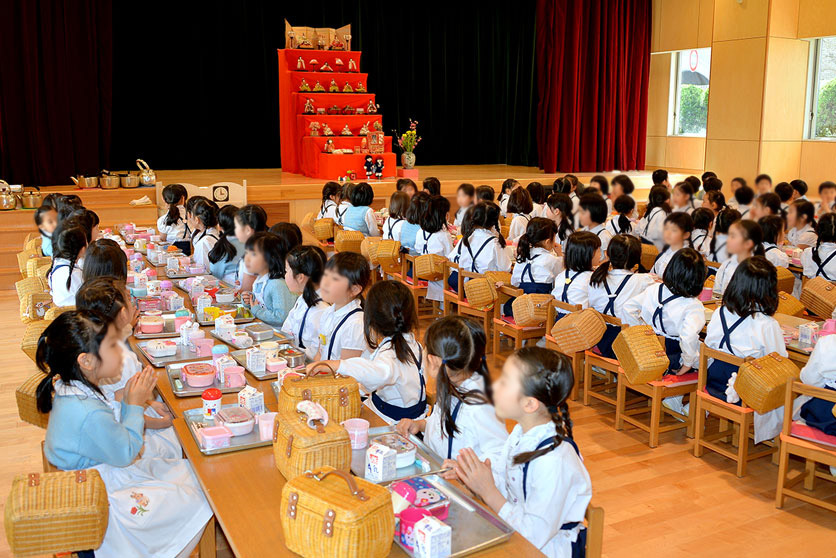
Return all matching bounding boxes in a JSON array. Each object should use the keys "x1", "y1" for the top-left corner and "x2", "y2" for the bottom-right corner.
[
  {"x1": 612, "y1": 325, "x2": 670, "y2": 384},
  {"x1": 16, "y1": 248, "x2": 40, "y2": 275},
  {"x1": 44, "y1": 306, "x2": 75, "y2": 321},
  {"x1": 484, "y1": 270, "x2": 512, "y2": 286},
  {"x1": 463, "y1": 277, "x2": 497, "y2": 309},
  {"x1": 800, "y1": 277, "x2": 836, "y2": 318},
  {"x1": 278, "y1": 364, "x2": 362, "y2": 423},
  {"x1": 640, "y1": 244, "x2": 659, "y2": 271},
  {"x1": 414, "y1": 254, "x2": 447, "y2": 281},
  {"x1": 775, "y1": 267, "x2": 795, "y2": 295},
  {"x1": 4, "y1": 470, "x2": 109, "y2": 556},
  {"x1": 280, "y1": 467, "x2": 394, "y2": 558},
  {"x1": 551, "y1": 308, "x2": 607, "y2": 354},
  {"x1": 376, "y1": 240, "x2": 401, "y2": 272},
  {"x1": 16, "y1": 277, "x2": 50, "y2": 323},
  {"x1": 273, "y1": 410, "x2": 351, "y2": 480},
  {"x1": 334, "y1": 230, "x2": 365, "y2": 253},
  {"x1": 25, "y1": 257, "x2": 50, "y2": 279},
  {"x1": 360, "y1": 237, "x2": 381, "y2": 265},
  {"x1": 21, "y1": 320, "x2": 50, "y2": 362},
  {"x1": 776, "y1": 292, "x2": 805, "y2": 317},
  {"x1": 301, "y1": 211, "x2": 316, "y2": 231},
  {"x1": 735, "y1": 353, "x2": 800, "y2": 413},
  {"x1": 16, "y1": 371, "x2": 49, "y2": 428},
  {"x1": 314, "y1": 218, "x2": 336, "y2": 241},
  {"x1": 24, "y1": 237, "x2": 42, "y2": 252},
  {"x1": 511, "y1": 294, "x2": 553, "y2": 326}
]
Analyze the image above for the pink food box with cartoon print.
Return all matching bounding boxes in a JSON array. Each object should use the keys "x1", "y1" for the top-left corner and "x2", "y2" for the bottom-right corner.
[{"x1": 390, "y1": 477, "x2": 450, "y2": 521}]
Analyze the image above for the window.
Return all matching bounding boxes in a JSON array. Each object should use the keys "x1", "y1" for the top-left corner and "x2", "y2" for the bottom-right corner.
[
  {"x1": 669, "y1": 48, "x2": 711, "y2": 136},
  {"x1": 806, "y1": 37, "x2": 836, "y2": 139}
]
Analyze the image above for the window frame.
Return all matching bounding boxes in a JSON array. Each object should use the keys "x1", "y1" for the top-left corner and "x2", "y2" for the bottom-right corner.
[
  {"x1": 803, "y1": 37, "x2": 836, "y2": 141},
  {"x1": 669, "y1": 48, "x2": 710, "y2": 138}
]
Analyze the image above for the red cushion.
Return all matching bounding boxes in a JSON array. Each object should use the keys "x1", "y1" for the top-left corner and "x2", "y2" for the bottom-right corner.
[
  {"x1": 698, "y1": 388, "x2": 754, "y2": 413},
  {"x1": 405, "y1": 277, "x2": 428, "y2": 287},
  {"x1": 791, "y1": 422, "x2": 836, "y2": 448},
  {"x1": 649, "y1": 371, "x2": 699, "y2": 387},
  {"x1": 497, "y1": 316, "x2": 543, "y2": 330}
]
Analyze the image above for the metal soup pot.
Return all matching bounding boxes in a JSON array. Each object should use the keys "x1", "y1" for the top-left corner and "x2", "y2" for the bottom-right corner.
[
  {"x1": 0, "y1": 180, "x2": 16, "y2": 210},
  {"x1": 100, "y1": 170, "x2": 121, "y2": 189},
  {"x1": 136, "y1": 159, "x2": 156, "y2": 187},
  {"x1": 120, "y1": 172, "x2": 140, "y2": 188},
  {"x1": 71, "y1": 175, "x2": 99, "y2": 189},
  {"x1": 20, "y1": 186, "x2": 42, "y2": 208}
]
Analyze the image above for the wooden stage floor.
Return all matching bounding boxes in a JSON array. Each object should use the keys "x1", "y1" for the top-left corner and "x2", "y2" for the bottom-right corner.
[{"x1": 1, "y1": 287, "x2": 834, "y2": 557}]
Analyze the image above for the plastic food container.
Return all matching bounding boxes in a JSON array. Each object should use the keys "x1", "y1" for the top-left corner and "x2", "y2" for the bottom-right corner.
[
  {"x1": 260, "y1": 341, "x2": 279, "y2": 359},
  {"x1": 191, "y1": 338, "x2": 214, "y2": 357},
  {"x1": 371, "y1": 433, "x2": 417, "y2": 468},
  {"x1": 202, "y1": 388, "x2": 223, "y2": 419},
  {"x1": 183, "y1": 362, "x2": 217, "y2": 387},
  {"x1": 257, "y1": 412, "x2": 277, "y2": 441},
  {"x1": 139, "y1": 316, "x2": 164, "y2": 334},
  {"x1": 199, "y1": 425, "x2": 233, "y2": 449},
  {"x1": 216, "y1": 406, "x2": 255, "y2": 436},
  {"x1": 146, "y1": 339, "x2": 177, "y2": 357},
  {"x1": 212, "y1": 344, "x2": 230, "y2": 362},
  {"x1": 215, "y1": 288, "x2": 236, "y2": 304},
  {"x1": 266, "y1": 357, "x2": 287, "y2": 373},
  {"x1": 231, "y1": 331, "x2": 253, "y2": 348}
]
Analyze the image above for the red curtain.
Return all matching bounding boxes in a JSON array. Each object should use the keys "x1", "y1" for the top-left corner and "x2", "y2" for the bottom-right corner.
[
  {"x1": 535, "y1": 0, "x2": 651, "y2": 173},
  {"x1": 0, "y1": 0, "x2": 112, "y2": 185}
]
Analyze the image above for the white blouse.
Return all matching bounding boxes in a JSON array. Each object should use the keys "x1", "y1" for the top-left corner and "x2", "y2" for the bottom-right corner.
[
  {"x1": 335, "y1": 201, "x2": 352, "y2": 226},
  {"x1": 447, "y1": 229, "x2": 511, "y2": 275},
  {"x1": 550, "y1": 269, "x2": 592, "y2": 308},
  {"x1": 156, "y1": 206, "x2": 187, "y2": 242},
  {"x1": 508, "y1": 214, "x2": 532, "y2": 243},
  {"x1": 382, "y1": 216, "x2": 406, "y2": 241},
  {"x1": 713, "y1": 254, "x2": 740, "y2": 295},
  {"x1": 317, "y1": 200, "x2": 338, "y2": 220},
  {"x1": 49, "y1": 257, "x2": 84, "y2": 307},
  {"x1": 788, "y1": 224, "x2": 817, "y2": 248},
  {"x1": 764, "y1": 244, "x2": 790, "y2": 269},
  {"x1": 692, "y1": 228, "x2": 711, "y2": 256},
  {"x1": 802, "y1": 243, "x2": 836, "y2": 280},
  {"x1": 280, "y1": 295, "x2": 330, "y2": 360},
  {"x1": 511, "y1": 247, "x2": 563, "y2": 287},
  {"x1": 637, "y1": 207, "x2": 668, "y2": 251},
  {"x1": 585, "y1": 223, "x2": 613, "y2": 253},
  {"x1": 192, "y1": 227, "x2": 219, "y2": 269},
  {"x1": 650, "y1": 247, "x2": 680, "y2": 278},
  {"x1": 316, "y1": 298, "x2": 366, "y2": 360},
  {"x1": 588, "y1": 270, "x2": 654, "y2": 323},
  {"x1": 706, "y1": 233, "x2": 730, "y2": 263}
]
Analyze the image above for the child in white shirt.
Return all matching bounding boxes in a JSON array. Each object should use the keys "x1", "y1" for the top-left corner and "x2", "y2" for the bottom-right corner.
[
  {"x1": 234, "y1": 205, "x2": 268, "y2": 292},
  {"x1": 579, "y1": 193, "x2": 613, "y2": 253},
  {"x1": 49, "y1": 224, "x2": 87, "y2": 307},
  {"x1": 546, "y1": 193, "x2": 575, "y2": 253},
  {"x1": 447, "y1": 202, "x2": 511, "y2": 292},
  {"x1": 282, "y1": 246, "x2": 330, "y2": 360},
  {"x1": 651, "y1": 212, "x2": 693, "y2": 279},
  {"x1": 157, "y1": 184, "x2": 188, "y2": 242},
  {"x1": 527, "y1": 181, "x2": 548, "y2": 218},
  {"x1": 317, "y1": 182, "x2": 340, "y2": 220},
  {"x1": 453, "y1": 347, "x2": 592, "y2": 558},
  {"x1": 505, "y1": 218, "x2": 563, "y2": 316},
  {"x1": 454, "y1": 183, "x2": 475, "y2": 228},
  {"x1": 313, "y1": 252, "x2": 370, "y2": 360},
  {"x1": 691, "y1": 207, "x2": 714, "y2": 257},
  {"x1": 637, "y1": 186, "x2": 671, "y2": 251},
  {"x1": 787, "y1": 200, "x2": 818, "y2": 249},
  {"x1": 707, "y1": 207, "x2": 741, "y2": 263},
  {"x1": 759, "y1": 215, "x2": 790, "y2": 269},
  {"x1": 606, "y1": 195, "x2": 636, "y2": 237},
  {"x1": 383, "y1": 191, "x2": 409, "y2": 241},
  {"x1": 714, "y1": 220, "x2": 764, "y2": 296},
  {"x1": 189, "y1": 199, "x2": 220, "y2": 269},
  {"x1": 797, "y1": 334, "x2": 836, "y2": 437},
  {"x1": 550, "y1": 231, "x2": 601, "y2": 313},
  {"x1": 507, "y1": 188, "x2": 535, "y2": 243},
  {"x1": 414, "y1": 196, "x2": 454, "y2": 302},
  {"x1": 671, "y1": 181, "x2": 696, "y2": 215},
  {"x1": 396, "y1": 315, "x2": 507, "y2": 462},
  {"x1": 802, "y1": 213, "x2": 836, "y2": 281}
]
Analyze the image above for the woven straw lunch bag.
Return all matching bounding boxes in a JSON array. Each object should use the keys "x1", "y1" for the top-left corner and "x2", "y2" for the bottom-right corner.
[
  {"x1": 800, "y1": 277, "x2": 836, "y2": 318},
  {"x1": 278, "y1": 364, "x2": 361, "y2": 424},
  {"x1": 775, "y1": 266, "x2": 795, "y2": 295},
  {"x1": 25, "y1": 257, "x2": 50, "y2": 279},
  {"x1": 16, "y1": 277, "x2": 50, "y2": 324},
  {"x1": 734, "y1": 353, "x2": 800, "y2": 413},
  {"x1": 300, "y1": 211, "x2": 316, "y2": 231},
  {"x1": 414, "y1": 254, "x2": 446, "y2": 281},
  {"x1": 484, "y1": 270, "x2": 512, "y2": 286},
  {"x1": 360, "y1": 237, "x2": 381, "y2": 266},
  {"x1": 376, "y1": 240, "x2": 401, "y2": 272},
  {"x1": 334, "y1": 230, "x2": 364, "y2": 253},
  {"x1": 612, "y1": 325, "x2": 670, "y2": 383},
  {"x1": 24, "y1": 237, "x2": 42, "y2": 252},
  {"x1": 16, "y1": 248, "x2": 40, "y2": 276},
  {"x1": 551, "y1": 308, "x2": 607, "y2": 354},
  {"x1": 313, "y1": 218, "x2": 336, "y2": 241},
  {"x1": 5, "y1": 470, "x2": 109, "y2": 556},
  {"x1": 463, "y1": 277, "x2": 497, "y2": 309},
  {"x1": 511, "y1": 294, "x2": 553, "y2": 327},
  {"x1": 640, "y1": 244, "x2": 658, "y2": 271},
  {"x1": 280, "y1": 467, "x2": 394, "y2": 558},
  {"x1": 16, "y1": 370, "x2": 50, "y2": 428},
  {"x1": 273, "y1": 410, "x2": 351, "y2": 481},
  {"x1": 21, "y1": 320, "x2": 51, "y2": 362},
  {"x1": 776, "y1": 291, "x2": 805, "y2": 317}
]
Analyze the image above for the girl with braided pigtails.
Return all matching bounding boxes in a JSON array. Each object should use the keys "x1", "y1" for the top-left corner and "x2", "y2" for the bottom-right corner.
[{"x1": 453, "y1": 347, "x2": 591, "y2": 558}]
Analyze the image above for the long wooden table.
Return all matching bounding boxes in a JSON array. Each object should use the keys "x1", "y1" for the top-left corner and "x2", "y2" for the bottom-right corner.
[{"x1": 129, "y1": 263, "x2": 544, "y2": 558}]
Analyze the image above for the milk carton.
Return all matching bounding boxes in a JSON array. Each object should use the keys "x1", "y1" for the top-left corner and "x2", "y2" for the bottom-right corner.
[
  {"x1": 215, "y1": 315, "x2": 237, "y2": 340},
  {"x1": 238, "y1": 385, "x2": 265, "y2": 415},
  {"x1": 365, "y1": 442, "x2": 396, "y2": 482},
  {"x1": 215, "y1": 355, "x2": 237, "y2": 385},
  {"x1": 799, "y1": 322, "x2": 820, "y2": 347},
  {"x1": 246, "y1": 347, "x2": 266, "y2": 373},
  {"x1": 413, "y1": 516, "x2": 451, "y2": 558}
]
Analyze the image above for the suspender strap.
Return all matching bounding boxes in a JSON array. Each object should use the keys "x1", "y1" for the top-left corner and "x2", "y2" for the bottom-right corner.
[
  {"x1": 197, "y1": 229, "x2": 219, "y2": 243},
  {"x1": 370, "y1": 343, "x2": 426, "y2": 421},
  {"x1": 693, "y1": 232, "x2": 707, "y2": 250},
  {"x1": 814, "y1": 248, "x2": 836, "y2": 280},
  {"x1": 421, "y1": 231, "x2": 431, "y2": 254},
  {"x1": 717, "y1": 307, "x2": 747, "y2": 354},
  {"x1": 711, "y1": 241, "x2": 726, "y2": 262},
  {"x1": 467, "y1": 237, "x2": 495, "y2": 273},
  {"x1": 453, "y1": 241, "x2": 464, "y2": 264},
  {"x1": 643, "y1": 208, "x2": 661, "y2": 237},
  {"x1": 297, "y1": 305, "x2": 313, "y2": 349},
  {"x1": 522, "y1": 437, "x2": 580, "y2": 501},
  {"x1": 387, "y1": 218, "x2": 403, "y2": 240},
  {"x1": 765, "y1": 245, "x2": 777, "y2": 253},
  {"x1": 326, "y1": 308, "x2": 363, "y2": 360},
  {"x1": 48, "y1": 264, "x2": 70, "y2": 288},
  {"x1": 447, "y1": 400, "x2": 464, "y2": 459},
  {"x1": 603, "y1": 274, "x2": 632, "y2": 316},
  {"x1": 522, "y1": 254, "x2": 541, "y2": 284},
  {"x1": 561, "y1": 271, "x2": 583, "y2": 303},
  {"x1": 651, "y1": 285, "x2": 680, "y2": 335}
]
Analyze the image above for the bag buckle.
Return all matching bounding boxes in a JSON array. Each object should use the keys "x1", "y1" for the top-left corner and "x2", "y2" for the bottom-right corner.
[
  {"x1": 287, "y1": 492, "x2": 298, "y2": 519},
  {"x1": 27, "y1": 473, "x2": 39, "y2": 487},
  {"x1": 323, "y1": 509, "x2": 335, "y2": 537},
  {"x1": 75, "y1": 470, "x2": 87, "y2": 483},
  {"x1": 286, "y1": 435, "x2": 294, "y2": 458}
]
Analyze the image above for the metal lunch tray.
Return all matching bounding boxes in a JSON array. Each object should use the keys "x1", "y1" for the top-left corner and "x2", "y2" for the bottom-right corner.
[
  {"x1": 165, "y1": 359, "x2": 246, "y2": 398},
  {"x1": 209, "y1": 323, "x2": 294, "y2": 350},
  {"x1": 135, "y1": 339, "x2": 220, "y2": 367},
  {"x1": 351, "y1": 428, "x2": 514, "y2": 557},
  {"x1": 166, "y1": 268, "x2": 209, "y2": 279},
  {"x1": 196, "y1": 305, "x2": 255, "y2": 327},
  {"x1": 146, "y1": 250, "x2": 183, "y2": 267},
  {"x1": 229, "y1": 349, "x2": 304, "y2": 381},
  {"x1": 183, "y1": 404, "x2": 272, "y2": 456},
  {"x1": 134, "y1": 313, "x2": 183, "y2": 339}
]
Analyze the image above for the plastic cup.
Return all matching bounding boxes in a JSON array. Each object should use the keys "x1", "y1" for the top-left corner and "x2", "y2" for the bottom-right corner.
[
  {"x1": 257, "y1": 412, "x2": 278, "y2": 441},
  {"x1": 341, "y1": 418, "x2": 370, "y2": 449},
  {"x1": 398, "y1": 508, "x2": 432, "y2": 551}
]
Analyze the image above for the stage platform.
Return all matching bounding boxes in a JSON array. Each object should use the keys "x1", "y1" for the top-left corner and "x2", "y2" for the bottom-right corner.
[{"x1": 1, "y1": 165, "x2": 675, "y2": 288}]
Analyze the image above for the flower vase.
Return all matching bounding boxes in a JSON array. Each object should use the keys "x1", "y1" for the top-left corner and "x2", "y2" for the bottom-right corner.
[{"x1": 401, "y1": 152, "x2": 416, "y2": 169}]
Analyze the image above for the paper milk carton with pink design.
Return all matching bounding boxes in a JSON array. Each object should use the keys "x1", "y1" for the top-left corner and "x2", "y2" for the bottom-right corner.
[
  {"x1": 365, "y1": 442, "x2": 396, "y2": 482},
  {"x1": 413, "y1": 516, "x2": 452, "y2": 558}
]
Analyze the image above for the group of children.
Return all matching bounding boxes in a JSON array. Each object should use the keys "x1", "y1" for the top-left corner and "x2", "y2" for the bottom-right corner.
[{"x1": 24, "y1": 168, "x2": 836, "y2": 558}]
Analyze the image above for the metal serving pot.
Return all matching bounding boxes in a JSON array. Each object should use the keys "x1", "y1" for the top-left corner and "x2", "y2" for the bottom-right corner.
[
  {"x1": 0, "y1": 180, "x2": 16, "y2": 210},
  {"x1": 136, "y1": 159, "x2": 156, "y2": 187},
  {"x1": 20, "y1": 186, "x2": 42, "y2": 208},
  {"x1": 119, "y1": 172, "x2": 140, "y2": 188},
  {"x1": 100, "y1": 170, "x2": 121, "y2": 189},
  {"x1": 71, "y1": 175, "x2": 99, "y2": 189}
]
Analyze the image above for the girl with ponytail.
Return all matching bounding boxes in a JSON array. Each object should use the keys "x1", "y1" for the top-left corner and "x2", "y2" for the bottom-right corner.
[
  {"x1": 311, "y1": 280, "x2": 428, "y2": 423},
  {"x1": 157, "y1": 183, "x2": 188, "y2": 242},
  {"x1": 38, "y1": 311, "x2": 213, "y2": 557},
  {"x1": 453, "y1": 347, "x2": 591, "y2": 558},
  {"x1": 189, "y1": 198, "x2": 220, "y2": 269},
  {"x1": 545, "y1": 192, "x2": 575, "y2": 252},
  {"x1": 49, "y1": 224, "x2": 88, "y2": 307},
  {"x1": 503, "y1": 218, "x2": 562, "y2": 316},
  {"x1": 446, "y1": 202, "x2": 510, "y2": 292},
  {"x1": 607, "y1": 194, "x2": 636, "y2": 236},
  {"x1": 396, "y1": 315, "x2": 507, "y2": 469},
  {"x1": 713, "y1": 219, "x2": 765, "y2": 296},
  {"x1": 589, "y1": 235, "x2": 654, "y2": 357},
  {"x1": 234, "y1": 204, "x2": 268, "y2": 292},
  {"x1": 209, "y1": 204, "x2": 244, "y2": 284},
  {"x1": 281, "y1": 245, "x2": 330, "y2": 359},
  {"x1": 802, "y1": 212, "x2": 836, "y2": 281}
]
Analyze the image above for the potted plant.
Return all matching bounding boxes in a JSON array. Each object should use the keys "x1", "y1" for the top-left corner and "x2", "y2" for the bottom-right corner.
[{"x1": 395, "y1": 119, "x2": 422, "y2": 169}]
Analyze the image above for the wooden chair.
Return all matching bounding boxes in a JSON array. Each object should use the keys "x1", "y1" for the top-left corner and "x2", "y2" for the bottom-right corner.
[
  {"x1": 491, "y1": 285, "x2": 548, "y2": 355},
  {"x1": 775, "y1": 380, "x2": 836, "y2": 513},
  {"x1": 399, "y1": 253, "x2": 436, "y2": 321},
  {"x1": 455, "y1": 269, "x2": 495, "y2": 351},
  {"x1": 442, "y1": 261, "x2": 461, "y2": 317},
  {"x1": 693, "y1": 343, "x2": 778, "y2": 477},
  {"x1": 585, "y1": 502, "x2": 605, "y2": 558},
  {"x1": 614, "y1": 335, "x2": 698, "y2": 448},
  {"x1": 544, "y1": 299, "x2": 584, "y2": 401},
  {"x1": 583, "y1": 314, "x2": 625, "y2": 408}
]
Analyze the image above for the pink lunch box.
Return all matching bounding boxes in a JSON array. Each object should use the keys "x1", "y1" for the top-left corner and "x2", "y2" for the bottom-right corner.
[{"x1": 199, "y1": 425, "x2": 232, "y2": 450}]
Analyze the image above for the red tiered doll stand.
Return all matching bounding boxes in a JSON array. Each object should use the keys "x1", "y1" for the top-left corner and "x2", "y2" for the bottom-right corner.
[{"x1": 278, "y1": 49, "x2": 396, "y2": 179}]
